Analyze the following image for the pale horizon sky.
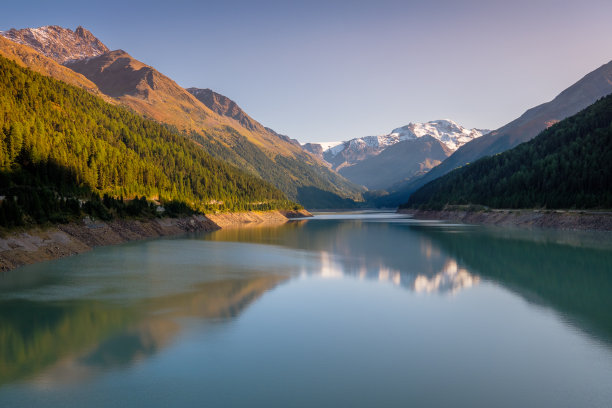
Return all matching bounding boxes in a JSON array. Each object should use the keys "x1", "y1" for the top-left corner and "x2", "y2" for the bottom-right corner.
[{"x1": 2, "y1": 0, "x2": 612, "y2": 143}]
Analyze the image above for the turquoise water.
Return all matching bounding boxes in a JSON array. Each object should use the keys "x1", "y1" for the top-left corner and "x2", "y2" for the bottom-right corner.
[{"x1": 0, "y1": 212, "x2": 611, "y2": 407}]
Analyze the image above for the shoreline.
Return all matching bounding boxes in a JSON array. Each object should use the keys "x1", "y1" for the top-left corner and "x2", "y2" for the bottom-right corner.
[
  {"x1": 399, "y1": 208, "x2": 612, "y2": 231},
  {"x1": 0, "y1": 209, "x2": 312, "y2": 273}
]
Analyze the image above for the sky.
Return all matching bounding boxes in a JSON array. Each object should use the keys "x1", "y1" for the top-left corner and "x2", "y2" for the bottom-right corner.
[{"x1": 2, "y1": 0, "x2": 612, "y2": 143}]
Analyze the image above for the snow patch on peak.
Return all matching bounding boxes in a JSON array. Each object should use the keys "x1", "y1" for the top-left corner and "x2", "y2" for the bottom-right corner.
[
  {"x1": 387, "y1": 120, "x2": 489, "y2": 151},
  {"x1": 312, "y1": 120, "x2": 490, "y2": 162},
  {"x1": 1, "y1": 25, "x2": 109, "y2": 63}
]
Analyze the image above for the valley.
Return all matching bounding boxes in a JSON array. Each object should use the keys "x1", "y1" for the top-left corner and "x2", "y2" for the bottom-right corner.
[{"x1": 1, "y1": 5, "x2": 612, "y2": 407}]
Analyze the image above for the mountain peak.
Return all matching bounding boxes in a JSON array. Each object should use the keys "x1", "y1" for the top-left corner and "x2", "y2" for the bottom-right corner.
[
  {"x1": 389, "y1": 120, "x2": 489, "y2": 151},
  {"x1": 0, "y1": 25, "x2": 109, "y2": 63},
  {"x1": 74, "y1": 25, "x2": 97, "y2": 41},
  {"x1": 303, "y1": 119, "x2": 489, "y2": 186}
]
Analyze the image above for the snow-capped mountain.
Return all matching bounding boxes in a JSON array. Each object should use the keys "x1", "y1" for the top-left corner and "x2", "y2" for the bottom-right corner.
[
  {"x1": 304, "y1": 120, "x2": 489, "y2": 190},
  {"x1": 309, "y1": 120, "x2": 489, "y2": 171},
  {"x1": 388, "y1": 120, "x2": 489, "y2": 151},
  {"x1": 0, "y1": 25, "x2": 109, "y2": 63}
]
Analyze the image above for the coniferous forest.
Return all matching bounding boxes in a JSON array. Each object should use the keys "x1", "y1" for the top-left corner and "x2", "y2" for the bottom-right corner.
[
  {"x1": 403, "y1": 94, "x2": 612, "y2": 210},
  {"x1": 0, "y1": 56, "x2": 298, "y2": 227}
]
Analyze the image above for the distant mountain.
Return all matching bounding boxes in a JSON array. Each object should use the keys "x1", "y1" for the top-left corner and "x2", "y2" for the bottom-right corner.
[
  {"x1": 0, "y1": 25, "x2": 109, "y2": 63},
  {"x1": 0, "y1": 25, "x2": 363, "y2": 208},
  {"x1": 403, "y1": 93, "x2": 612, "y2": 209},
  {"x1": 391, "y1": 59, "x2": 612, "y2": 204},
  {"x1": 316, "y1": 120, "x2": 487, "y2": 170},
  {"x1": 340, "y1": 136, "x2": 452, "y2": 190},
  {"x1": 307, "y1": 120, "x2": 488, "y2": 190}
]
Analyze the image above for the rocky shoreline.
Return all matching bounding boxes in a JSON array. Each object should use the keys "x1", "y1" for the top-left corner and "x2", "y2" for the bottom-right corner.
[
  {"x1": 399, "y1": 208, "x2": 612, "y2": 231},
  {"x1": 0, "y1": 209, "x2": 312, "y2": 272}
]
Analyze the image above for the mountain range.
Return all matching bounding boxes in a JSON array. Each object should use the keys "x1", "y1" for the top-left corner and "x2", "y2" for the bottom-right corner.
[
  {"x1": 0, "y1": 25, "x2": 363, "y2": 208},
  {"x1": 305, "y1": 120, "x2": 488, "y2": 190},
  {"x1": 1, "y1": 24, "x2": 611, "y2": 212}
]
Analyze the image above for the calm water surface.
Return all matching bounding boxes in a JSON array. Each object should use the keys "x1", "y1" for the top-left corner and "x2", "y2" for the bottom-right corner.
[{"x1": 0, "y1": 212, "x2": 611, "y2": 407}]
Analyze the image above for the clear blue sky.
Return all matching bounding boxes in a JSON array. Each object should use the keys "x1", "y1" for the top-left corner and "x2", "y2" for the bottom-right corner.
[{"x1": 2, "y1": 0, "x2": 612, "y2": 143}]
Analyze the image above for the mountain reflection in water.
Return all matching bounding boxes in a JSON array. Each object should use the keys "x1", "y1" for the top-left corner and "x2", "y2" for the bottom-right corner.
[
  {"x1": 203, "y1": 216, "x2": 481, "y2": 295},
  {"x1": 205, "y1": 214, "x2": 612, "y2": 344},
  {"x1": 0, "y1": 211, "x2": 610, "y2": 397}
]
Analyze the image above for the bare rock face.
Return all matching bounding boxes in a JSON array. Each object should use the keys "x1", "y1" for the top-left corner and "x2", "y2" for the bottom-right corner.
[
  {"x1": 65, "y1": 49, "x2": 161, "y2": 98},
  {"x1": 0, "y1": 25, "x2": 109, "y2": 63}
]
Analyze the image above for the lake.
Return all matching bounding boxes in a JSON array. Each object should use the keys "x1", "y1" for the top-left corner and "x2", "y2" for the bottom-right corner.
[{"x1": 0, "y1": 211, "x2": 611, "y2": 407}]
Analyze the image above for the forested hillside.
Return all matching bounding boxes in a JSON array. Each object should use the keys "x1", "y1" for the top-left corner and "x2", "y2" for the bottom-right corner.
[
  {"x1": 379, "y1": 60, "x2": 612, "y2": 208},
  {"x1": 1, "y1": 26, "x2": 363, "y2": 208},
  {"x1": 0, "y1": 55, "x2": 296, "y2": 227},
  {"x1": 403, "y1": 94, "x2": 612, "y2": 209},
  {"x1": 62, "y1": 48, "x2": 363, "y2": 207}
]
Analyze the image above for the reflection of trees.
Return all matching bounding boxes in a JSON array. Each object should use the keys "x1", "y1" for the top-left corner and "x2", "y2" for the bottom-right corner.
[
  {"x1": 0, "y1": 276, "x2": 285, "y2": 385},
  {"x1": 0, "y1": 299, "x2": 133, "y2": 385},
  {"x1": 418, "y1": 226, "x2": 612, "y2": 345}
]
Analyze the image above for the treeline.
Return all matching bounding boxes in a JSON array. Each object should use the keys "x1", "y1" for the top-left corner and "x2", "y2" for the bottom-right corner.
[
  {"x1": 403, "y1": 94, "x2": 612, "y2": 209},
  {"x1": 0, "y1": 55, "x2": 299, "y2": 227}
]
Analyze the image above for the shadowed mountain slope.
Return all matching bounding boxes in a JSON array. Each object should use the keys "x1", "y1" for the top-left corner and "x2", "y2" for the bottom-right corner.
[
  {"x1": 339, "y1": 136, "x2": 452, "y2": 190},
  {"x1": 404, "y1": 93, "x2": 612, "y2": 209},
  {"x1": 390, "y1": 60, "x2": 612, "y2": 204}
]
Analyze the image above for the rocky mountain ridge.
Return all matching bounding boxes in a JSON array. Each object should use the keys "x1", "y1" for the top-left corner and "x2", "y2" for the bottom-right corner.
[
  {"x1": 1, "y1": 25, "x2": 109, "y2": 63},
  {"x1": 308, "y1": 120, "x2": 488, "y2": 172}
]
